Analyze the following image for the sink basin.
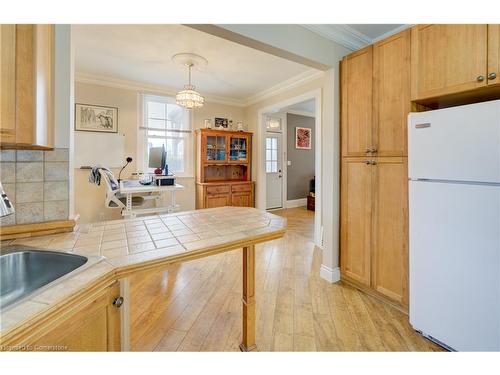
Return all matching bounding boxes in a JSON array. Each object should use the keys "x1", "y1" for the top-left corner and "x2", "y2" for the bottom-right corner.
[{"x1": 0, "y1": 246, "x2": 88, "y2": 309}]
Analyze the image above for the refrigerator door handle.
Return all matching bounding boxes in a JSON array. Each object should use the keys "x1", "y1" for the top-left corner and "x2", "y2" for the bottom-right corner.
[{"x1": 415, "y1": 123, "x2": 431, "y2": 129}]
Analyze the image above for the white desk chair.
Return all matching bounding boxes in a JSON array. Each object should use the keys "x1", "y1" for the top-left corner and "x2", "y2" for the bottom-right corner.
[{"x1": 99, "y1": 170, "x2": 145, "y2": 210}]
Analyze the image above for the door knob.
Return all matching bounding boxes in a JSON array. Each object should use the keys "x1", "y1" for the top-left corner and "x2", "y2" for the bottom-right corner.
[
  {"x1": 477, "y1": 75, "x2": 485, "y2": 82},
  {"x1": 488, "y1": 72, "x2": 497, "y2": 80},
  {"x1": 113, "y1": 296, "x2": 124, "y2": 308}
]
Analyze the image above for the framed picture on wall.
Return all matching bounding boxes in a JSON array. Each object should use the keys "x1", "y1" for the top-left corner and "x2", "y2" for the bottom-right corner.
[
  {"x1": 75, "y1": 103, "x2": 118, "y2": 133},
  {"x1": 214, "y1": 117, "x2": 228, "y2": 129},
  {"x1": 295, "y1": 127, "x2": 312, "y2": 149}
]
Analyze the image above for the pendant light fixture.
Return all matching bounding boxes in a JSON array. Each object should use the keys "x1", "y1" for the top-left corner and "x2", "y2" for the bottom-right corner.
[{"x1": 173, "y1": 53, "x2": 207, "y2": 109}]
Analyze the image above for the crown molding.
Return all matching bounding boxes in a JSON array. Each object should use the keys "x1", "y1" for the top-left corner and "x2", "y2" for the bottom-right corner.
[
  {"x1": 76, "y1": 69, "x2": 325, "y2": 109},
  {"x1": 301, "y1": 24, "x2": 411, "y2": 51},
  {"x1": 301, "y1": 25, "x2": 370, "y2": 51},
  {"x1": 286, "y1": 109, "x2": 315, "y2": 118},
  {"x1": 75, "y1": 72, "x2": 247, "y2": 107},
  {"x1": 371, "y1": 24, "x2": 414, "y2": 43},
  {"x1": 244, "y1": 69, "x2": 324, "y2": 106}
]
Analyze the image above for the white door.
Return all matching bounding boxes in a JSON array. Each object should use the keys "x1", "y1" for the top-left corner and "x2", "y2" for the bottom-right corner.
[{"x1": 266, "y1": 133, "x2": 283, "y2": 209}]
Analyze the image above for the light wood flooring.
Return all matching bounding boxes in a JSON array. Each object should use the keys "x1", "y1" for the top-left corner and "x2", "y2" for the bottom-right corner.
[{"x1": 129, "y1": 207, "x2": 441, "y2": 351}]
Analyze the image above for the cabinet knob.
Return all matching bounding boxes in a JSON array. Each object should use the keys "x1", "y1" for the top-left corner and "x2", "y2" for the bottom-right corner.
[
  {"x1": 477, "y1": 75, "x2": 485, "y2": 82},
  {"x1": 113, "y1": 296, "x2": 124, "y2": 308},
  {"x1": 365, "y1": 160, "x2": 371, "y2": 165},
  {"x1": 488, "y1": 72, "x2": 497, "y2": 80}
]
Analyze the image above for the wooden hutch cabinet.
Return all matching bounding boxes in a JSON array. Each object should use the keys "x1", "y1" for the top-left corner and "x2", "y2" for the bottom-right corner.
[{"x1": 195, "y1": 129, "x2": 254, "y2": 208}]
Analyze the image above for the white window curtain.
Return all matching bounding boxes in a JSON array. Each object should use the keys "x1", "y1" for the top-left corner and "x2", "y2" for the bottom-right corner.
[{"x1": 139, "y1": 94, "x2": 193, "y2": 177}]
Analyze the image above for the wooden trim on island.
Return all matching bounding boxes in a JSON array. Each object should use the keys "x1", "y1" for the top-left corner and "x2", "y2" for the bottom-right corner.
[{"x1": 0, "y1": 219, "x2": 76, "y2": 240}]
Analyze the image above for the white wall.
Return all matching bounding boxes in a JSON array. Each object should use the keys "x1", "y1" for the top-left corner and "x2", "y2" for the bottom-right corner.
[
  {"x1": 219, "y1": 25, "x2": 349, "y2": 283},
  {"x1": 74, "y1": 81, "x2": 245, "y2": 223},
  {"x1": 216, "y1": 24, "x2": 351, "y2": 68}
]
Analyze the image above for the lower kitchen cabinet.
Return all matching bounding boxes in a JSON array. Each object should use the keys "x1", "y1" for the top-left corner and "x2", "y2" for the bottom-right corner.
[
  {"x1": 372, "y1": 157, "x2": 408, "y2": 306},
  {"x1": 340, "y1": 156, "x2": 408, "y2": 309},
  {"x1": 30, "y1": 282, "x2": 121, "y2": 351},
  {"x1": 340, "y1": 157, "x2": 372, "y2": 286}
]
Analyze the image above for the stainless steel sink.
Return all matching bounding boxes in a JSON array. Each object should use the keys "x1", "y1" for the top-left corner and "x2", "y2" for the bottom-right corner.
[{"x1": 0, "y1": 246, "x2": 88, "y2": 309}]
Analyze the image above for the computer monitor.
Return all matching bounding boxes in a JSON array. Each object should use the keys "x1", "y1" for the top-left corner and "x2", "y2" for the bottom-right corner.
[{"x1": 148, "y1": 145, "x2": 166, "y2": 172}]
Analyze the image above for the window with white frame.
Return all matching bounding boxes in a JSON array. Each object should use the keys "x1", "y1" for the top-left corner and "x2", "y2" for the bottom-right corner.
[
  {"x1": 265, "y1": 137, "x2": 278, "y2": 173},
  {"x1": 140, "y1": 94, "x2": 192, "y2": 176}
]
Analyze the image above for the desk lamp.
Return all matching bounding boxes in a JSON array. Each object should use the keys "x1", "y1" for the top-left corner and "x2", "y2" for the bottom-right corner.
[{"x1": 118, "y1": 157, "x2": 133, "y2": 182}]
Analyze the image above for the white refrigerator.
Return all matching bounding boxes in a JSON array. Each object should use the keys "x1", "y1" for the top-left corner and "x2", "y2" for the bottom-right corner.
[{"x1": 408, "y1": 100, "x2": 500, "y2": 351}]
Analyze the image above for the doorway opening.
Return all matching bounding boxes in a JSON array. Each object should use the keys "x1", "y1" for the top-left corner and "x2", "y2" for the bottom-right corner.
[
  {"x1": 258, "y1": 90, "x2": 322, "y2": 247},
  {"x1": 265, "y1": 115, "x2": 285, "y2": 210}
]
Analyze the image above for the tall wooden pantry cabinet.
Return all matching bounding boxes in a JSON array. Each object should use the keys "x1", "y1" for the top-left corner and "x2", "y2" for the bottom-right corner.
[{"x1": 340, "y1": 29, "x2": 410, "y2": 310}]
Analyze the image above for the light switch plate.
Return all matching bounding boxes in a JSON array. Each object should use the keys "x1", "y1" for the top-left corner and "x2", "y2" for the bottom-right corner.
[{"x1": 287, "y1": 160, "x2": 291, "y2": 166}]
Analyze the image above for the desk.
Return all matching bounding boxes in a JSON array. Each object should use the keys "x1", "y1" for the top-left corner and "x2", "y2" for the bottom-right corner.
[{"x1": 119, "y1": 180, "x2": 185, "y2": 218}]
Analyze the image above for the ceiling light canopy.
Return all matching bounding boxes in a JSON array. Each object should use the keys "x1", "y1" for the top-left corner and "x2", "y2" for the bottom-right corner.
[{"x1": 172, "y1": 53, "x2": 207, "y2": 110}]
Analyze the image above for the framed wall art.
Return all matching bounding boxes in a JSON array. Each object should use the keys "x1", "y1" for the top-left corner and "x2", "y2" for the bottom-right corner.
[
  {"x1": 75, "y1": 103, "x2": 118, "y2": 133},
  {"x1": 295, "y1": 127, "x2": 312, "y2": 150}
]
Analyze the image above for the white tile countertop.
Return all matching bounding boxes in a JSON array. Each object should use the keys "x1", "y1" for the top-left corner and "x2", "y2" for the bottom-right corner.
[{"x1": 0, "y1": 206, "x2": 286, "y2": 341}]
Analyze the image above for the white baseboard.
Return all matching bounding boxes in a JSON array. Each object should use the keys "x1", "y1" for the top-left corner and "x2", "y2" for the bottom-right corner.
[
  {"x1": 285, "y1": 198, "x2": 307, "y2": 208},
  {"x1": 320, "y1": 265, "x2": 340, "y2": 283}
]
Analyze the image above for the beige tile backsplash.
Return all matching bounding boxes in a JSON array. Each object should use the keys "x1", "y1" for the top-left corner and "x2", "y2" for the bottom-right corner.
[{"x1": 0, "y1": 149, "x2": 70, "y2": 226}]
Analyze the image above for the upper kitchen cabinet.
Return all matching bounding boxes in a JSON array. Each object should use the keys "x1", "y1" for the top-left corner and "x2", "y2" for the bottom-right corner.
[
  {"x1": 0, "y1": 25, "x2": 16, "y2": 144},
  {"x1": 488, "y1": 25, "x2": 500, "y2": 87},
  {"x1": 341, "y1": 45, "x2": 373, "y2": 157},
  {"x1": 0, "y1": 24, "x2": 54, "y2": 149},
  {"x1": 410, "y1": 24, "x2": 489, "y2": 101},
  {"x1": 373, "y1": 29, "x2": 410, "y2": 156}
]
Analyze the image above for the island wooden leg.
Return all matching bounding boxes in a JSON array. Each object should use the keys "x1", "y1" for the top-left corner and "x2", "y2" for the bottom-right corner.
[{"x1": 240, "y1": 245, "x2": 257, "y2": 352}]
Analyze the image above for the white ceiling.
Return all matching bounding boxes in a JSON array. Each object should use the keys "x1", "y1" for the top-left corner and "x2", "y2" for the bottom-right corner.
[
  {"x1": 73, "y1": 25, "x2": 315, "y2": 102},
  {"x1": 283, "y1": 99, "x2": 315, "y2": 116},
  {"x1": 302, "y1": 24, "x2": 409, "y2": 51}
]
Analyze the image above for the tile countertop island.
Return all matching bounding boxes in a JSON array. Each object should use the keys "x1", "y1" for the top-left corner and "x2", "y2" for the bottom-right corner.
[{"x1": 0, "y1": 207, "x2": 286, "y2": 351}]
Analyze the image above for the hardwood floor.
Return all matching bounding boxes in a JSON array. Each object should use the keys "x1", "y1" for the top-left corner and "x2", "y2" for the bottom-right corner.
[{"x1": 129, "y1": 206, "x2": 441, "y2": 351}]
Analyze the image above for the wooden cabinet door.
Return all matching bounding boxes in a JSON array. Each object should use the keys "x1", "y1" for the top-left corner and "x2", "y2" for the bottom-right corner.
[
  {"x1": 340, "y1": 158, "x2": 372, "y2": 285},
  {"x1": 33, "y1": 24, "x2": 54, "y2": 148},
  {"x1": 205, "y1": 193, "x2": 230, "y2": 208},
  {"x1": 410, "y1": 24, "x2": 488, "y2": 100},
  {"x1": 341, "y1": 46, "x2": 373, "y2": 157},
  {"x1": 15, "y1": 24, "x2": 54, "y2": 148},
  {"x1": 231, "y1": 191, "x2": 252, "y2": 207},
  {"x1": 373, "y1": 30, "x2": 410, "y2": 157},
  {"x1": 372, "y1": 157, "x2": 408, "y2": 306},
  {"x1": 0, "y1": 25, "x2": 16, "y2": 144},
  {"x1": 487, "y1": 24, "x2": 500, "y2": 87},
  {"x1": 31, "y1": 282, "x2": 121, "y2": 351}
]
